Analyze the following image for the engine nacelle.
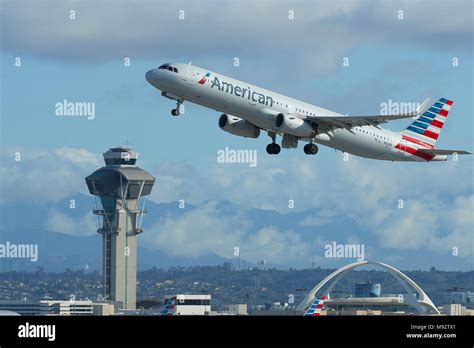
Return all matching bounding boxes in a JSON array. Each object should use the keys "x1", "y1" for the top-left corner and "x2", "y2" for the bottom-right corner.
[
  {"x1": 218, "y1": 114, "x2": 260, "y2": 138},
  {"x1": 275, "y1": 113, "x2": 316, "y2": 138}
]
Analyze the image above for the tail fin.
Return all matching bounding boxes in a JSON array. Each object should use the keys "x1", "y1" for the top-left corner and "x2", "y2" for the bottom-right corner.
[
  {"x1": 304, "y1": 294, "x2": 327, "y2": 316},
  {"x1": 161, "y1": 296, "x2": 176, "y2": 316},
  {"x1": 403, "y1": 97, "x2": 453, "y2": 147}
]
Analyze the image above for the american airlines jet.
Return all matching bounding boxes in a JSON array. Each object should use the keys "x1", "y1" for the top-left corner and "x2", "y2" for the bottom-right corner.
[
  {"x1": 304, "y1": 294, "x2": 328, "y2": 316},
  {"x1": 146, "y1": 63, "x2": 470, "y2": 162}
]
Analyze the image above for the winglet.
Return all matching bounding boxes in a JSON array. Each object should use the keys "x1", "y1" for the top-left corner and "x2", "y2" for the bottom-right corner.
[{"x1": 416, "y1": 97, "x2": 431, "y2": 116}]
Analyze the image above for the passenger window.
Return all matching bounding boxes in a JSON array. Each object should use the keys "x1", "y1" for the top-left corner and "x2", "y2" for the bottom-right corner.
[
  {"x1": 173, "y1": 68, "x2": 178, "y2": 73},
  {"x1": 167, "y1": 66, "x2": 173, "y2": 71}
]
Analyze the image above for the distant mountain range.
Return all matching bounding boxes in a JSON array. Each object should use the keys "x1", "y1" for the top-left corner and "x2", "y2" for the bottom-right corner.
[{"x1": 0, "y1": 194, "x2": 469, "y2": 271}]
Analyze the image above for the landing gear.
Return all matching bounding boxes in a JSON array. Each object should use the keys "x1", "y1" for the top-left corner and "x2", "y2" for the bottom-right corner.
[
  {"x1": 304, "y1": 143, "x2": 318, "y2": 155},
  {"x1": 266, "y1": 131, "x2": 281, "y2": 155},
  {"x1": 171, "y1": 100, "x2": 184, "y2": 116},
  {"x1": 266, "y1": 143, "x2": 281, "y2": 155}
]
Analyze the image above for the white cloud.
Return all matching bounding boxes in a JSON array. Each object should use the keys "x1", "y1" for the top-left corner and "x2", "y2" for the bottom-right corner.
[
  {"x1": 244, "y1": 227, "x2": 311, "y2": 266},
  {"x1": 377, "y1": 200, "x2": 438, "y2": 249},
  {"x1": 45, "y1": 208, "x2": 97, "y2": 236},
  {"x1": 142, "y1": 201, "x2": 312, "y2": 265},
  {"x1": 376, "y1": 195, "x2": 474, "y2": 257},
  {"x1": 1, "y1": 145, "x2": 472, "y2": 262},
  {"x1": 0, "y1": 146, "x2": 99, "y2": 203},
  {"x1": 299, "y1": 209, "x2": 337, "y2": 227},
  {"x1": 148, "y1": 155, "x2": 473, "y2": 257},
  {"x1": 1, "y1": 0, "x2": 471, "y2": 76},
  {"x1": 145, "y1": 201, "x2": 243, "y2": 258},
  {"x1": 55, "y1": 147, "x2": 101, "y2": 167},
  {"x1": 434, "y1": 195, "x2": 474, "y2": 257}
]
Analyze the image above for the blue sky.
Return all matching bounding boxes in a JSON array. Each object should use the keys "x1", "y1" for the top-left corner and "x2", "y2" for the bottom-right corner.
[
  {"x1": 1, "y1": 0, "x2": 472, "y2": 170},
  {"x1": 1, "y1": 45, "x2": 472, "y2": 170},
  {"x1": 0, "y1": 0, "x2": 472, "y2": 269}
]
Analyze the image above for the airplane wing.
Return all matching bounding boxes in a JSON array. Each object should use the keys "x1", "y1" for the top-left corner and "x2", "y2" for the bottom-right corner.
[
  {"x1": 305, "y1": 114, "x2": 417, "y2": 131},
  {"x1": 304, "y1": 97, "x2": 432, "y2": 132},
  {"x1": 417, "y1": 149, "x2": 471, "y2": 156}
]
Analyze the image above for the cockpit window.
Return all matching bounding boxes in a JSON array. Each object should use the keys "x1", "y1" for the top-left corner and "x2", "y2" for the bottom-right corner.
[{"x1": 158, "y1": 64, "x2": 178, "y2": 73}]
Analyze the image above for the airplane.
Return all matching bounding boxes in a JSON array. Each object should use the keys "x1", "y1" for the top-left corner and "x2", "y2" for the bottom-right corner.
[
  {"x1": 145, "y1": 63, "x2": 470, "y2": 162},
  {"x1": 160, "y1": 296, "x2": 176, "y2": 316},
  {"x1": 304, "y1": 294, "x2": 328, "y2": 316}
]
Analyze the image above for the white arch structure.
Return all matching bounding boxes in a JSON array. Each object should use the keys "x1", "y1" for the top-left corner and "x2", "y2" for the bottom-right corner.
[{"x1": 296, "y1": 260, "x2": 440, "y2": 315}]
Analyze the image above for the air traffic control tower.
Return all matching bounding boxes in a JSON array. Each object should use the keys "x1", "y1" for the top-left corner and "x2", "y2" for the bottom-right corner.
[{"x1": 85, "y1": 147, "x2": 155, "y2": 310}]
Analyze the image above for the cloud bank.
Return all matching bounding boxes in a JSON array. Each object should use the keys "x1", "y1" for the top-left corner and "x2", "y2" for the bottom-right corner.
[{"x1": 1, "y1": 0, "x2": 471, "y2": 77}]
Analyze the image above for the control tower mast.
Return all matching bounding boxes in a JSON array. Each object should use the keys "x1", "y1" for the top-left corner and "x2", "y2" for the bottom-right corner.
[{"x1": 85, "y1": 147, "x2": 155, "y2": 310}]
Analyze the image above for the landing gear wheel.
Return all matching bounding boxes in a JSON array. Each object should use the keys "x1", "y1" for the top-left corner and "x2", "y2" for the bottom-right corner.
[
  {"x1": 266, "y1": 143, "x2": 281, "y2": 155},
  {"x1": 273, "y1": 143, "x2": 281, "y2": 154},
  {"x1": 171, "y1": 99, "x2": 184, "y2": 117},
  {"x1": 266, "y1": 144, "x2": 274, "y2": 154},
  {"x1": 304, "y1": 143, "x2": 318, "y2": 155}
]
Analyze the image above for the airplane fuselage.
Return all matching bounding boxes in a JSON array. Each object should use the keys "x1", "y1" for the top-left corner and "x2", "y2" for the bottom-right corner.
[{"x1": 146, "y1": 63, "x2": 448, "y2": 162}]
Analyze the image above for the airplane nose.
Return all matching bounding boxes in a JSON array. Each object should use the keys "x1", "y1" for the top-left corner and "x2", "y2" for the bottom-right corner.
[{"x1": 145, "y1": 69, "x2": 156, "y2": 85}]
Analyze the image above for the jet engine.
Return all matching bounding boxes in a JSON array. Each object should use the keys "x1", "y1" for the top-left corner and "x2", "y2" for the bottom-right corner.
[
  {"x1": 218, "y1": 114, "x2": 260, "y2": 138},
  {"x1": 275, "y1": 113, "x2": 316, "y2": 138}
]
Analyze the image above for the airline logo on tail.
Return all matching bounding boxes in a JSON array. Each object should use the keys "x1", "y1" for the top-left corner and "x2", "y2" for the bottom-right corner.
[
  {"x1": 404, "y1": 97, "x2": 453, "y2": 146},
  {"x1": 397, "y1": 98, "x2": 458, "y2": 161},
  {"x1": 161, "y1": 296, "x2": 176, "y2": 316},
  {"x1": 304, "y1": 294, "x2": 328, "y2": 316}
]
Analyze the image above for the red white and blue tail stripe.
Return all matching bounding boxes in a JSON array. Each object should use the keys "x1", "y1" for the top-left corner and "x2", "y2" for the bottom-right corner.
[
  {"x1": 403, "y1": 97, "x2": 453, "y2": 147},
  {"x1": 304, "y1": 295, "x2": 327, "y2": 316},
  {"x1": 161, "y1": 296, "x2": 176, "y2": 316}
]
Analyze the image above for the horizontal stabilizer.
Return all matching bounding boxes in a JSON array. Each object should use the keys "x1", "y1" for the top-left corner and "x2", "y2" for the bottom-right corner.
[{"x1": 418, "y1": 149, "x2": 471, "y2": 156}]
